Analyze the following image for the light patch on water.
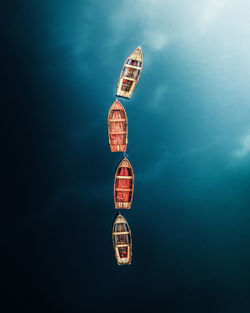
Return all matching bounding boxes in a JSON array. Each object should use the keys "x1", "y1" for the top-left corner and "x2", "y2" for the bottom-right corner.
[
  {"x1": 149, "y1": 84, "x2": 168, "y2": 110},
  {"x1": 233, "y1": 132, "x2": 250, "y2": 158},
  {"x1": 143, "y1": 30, "x2": 170, "y2": 51},
  {"x1": 197, "y1": 0, "x2": 227, "y2": 36}
]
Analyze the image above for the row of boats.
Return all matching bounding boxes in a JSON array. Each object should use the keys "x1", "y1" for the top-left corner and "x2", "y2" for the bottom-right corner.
[{"x1": 107, "y1": 46, "x2": 143, "y2": 265}]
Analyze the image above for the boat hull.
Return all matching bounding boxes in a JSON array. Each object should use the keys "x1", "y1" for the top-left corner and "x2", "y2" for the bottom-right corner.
[
  {"x1": 116, "y1": 46, "x2": 143, "y2": 99},
  {"x1": 112, "y1": 214, "x2": 132, "y2": 265},
  {"x1": 114, "y1": 157, "x2": 134, "y2": 209},
  {"x1": 107, "y1": 100, "x2": 128, "y2": 152}
]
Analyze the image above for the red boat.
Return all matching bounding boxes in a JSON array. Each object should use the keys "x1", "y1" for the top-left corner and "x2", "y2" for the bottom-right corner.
[
  {"x1": 114, "y1": 157, "x2": 134, "y2": 209},
  {"x1": 107, "y1": 100, "x2": 128, "y2": 152}
]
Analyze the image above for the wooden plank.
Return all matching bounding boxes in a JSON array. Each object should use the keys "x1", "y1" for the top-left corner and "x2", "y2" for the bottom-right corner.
[
  {"x1": 116, "y1": 175, "x2": 132, "y2": 179},
  {"x1": 115, "y1": 188, "x2": 132, "y2": 192},
  {"x1": 110, "y1": 131, "x2": 127, "y2": 134},
  {"x1": 122, "y1": 76, "x2": 135, "y2": 82},
  {"x1": 115, "y1": 203, "x2": 130, "y2": 208},
  {"x1": 116, "y1": 244, "x2": 129, "y2": 248},
  {"x1": 125, "y1": 64, "x2": 141, "y2": 70},
  {"x1": 113, "y1": 232, "x2": 130, "y2": 235},
  {"x1": 109, "y1": 118, "x2": 127, "y2": 122},
  {"x1": 115, "y1": 200, "x2": 130, "y2": 204}
]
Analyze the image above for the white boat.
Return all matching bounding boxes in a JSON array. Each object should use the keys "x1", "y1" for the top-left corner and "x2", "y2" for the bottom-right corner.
[
  {"x1": 116, "y1": 46, "x2": 143, "y2": 99},
  {"x1": 112, "y1": 214, "x2": 132, "y2": 265}
]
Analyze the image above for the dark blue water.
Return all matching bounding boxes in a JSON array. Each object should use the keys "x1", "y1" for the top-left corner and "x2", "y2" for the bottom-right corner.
[{"x1": 2, "y1": 1, "x2": 250, "y2": 312}]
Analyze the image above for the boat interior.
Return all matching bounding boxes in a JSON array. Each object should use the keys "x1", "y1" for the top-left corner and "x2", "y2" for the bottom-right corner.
[
  {"x1": 121, "y1": 79, "x2": 133, "y2": 92},
  {"x1": 110, "y1": 108, "x2": 126, "y2": 121},
  {"x1": 118, "y1": 246, "x2": 128, "y2": 259},
  {"x1": 109, "y1": 108, "x2": 127, "y2": 148},
  {"x1": 113, "y1": 222, "x2": 131, "y2": 260},
  {"x1": 126, "y1": 59, "x2": 142, "y2": 67},
  {"x1": 115, "y1": 167, "x2": 133, "y2": 202},
  {"x1": 114, "y1": 222, "x2": 129, "y2": 233}
]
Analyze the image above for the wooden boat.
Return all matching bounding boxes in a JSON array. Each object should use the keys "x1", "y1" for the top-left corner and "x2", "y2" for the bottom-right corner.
[
  {"x1": 116, "y1": 46, "x2": 143, "y2": 99},
  {"x1": 112, "y1": 214, "x2": 132, "y2": 265},
  {"x1": 114, "y1": 157, "x2": 134, "y2": 209},
  {"x1": 107, "y1": 100, "x2": 128, "y2": 152}
]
